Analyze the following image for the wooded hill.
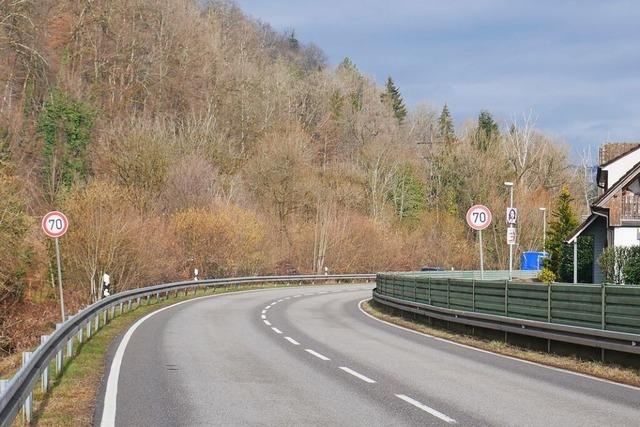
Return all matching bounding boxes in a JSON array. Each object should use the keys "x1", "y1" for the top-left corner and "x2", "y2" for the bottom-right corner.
[{"x1": 0, "y1": 0, "x2": 586, "y2": 355}]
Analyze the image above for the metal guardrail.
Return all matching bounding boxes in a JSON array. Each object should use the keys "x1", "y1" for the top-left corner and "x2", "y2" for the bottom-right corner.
[
  {"x1": 373, "y1": 274, "x2": 640, "y2": 359},
  {"x1": 0, "y1": 274, "x2": 374, "y2": 426},
  {"x1": 386, "y1": 270, "x2": 540, "y2": 280}
]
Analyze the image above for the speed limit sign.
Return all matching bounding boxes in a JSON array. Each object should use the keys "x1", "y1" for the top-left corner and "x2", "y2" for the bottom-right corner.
[
  {"x1": 42, "y1": 211, "x2": 69, "y2": 238},
  {"x1": 466, "y1": 205, "x2": 492, "y2": 231}
]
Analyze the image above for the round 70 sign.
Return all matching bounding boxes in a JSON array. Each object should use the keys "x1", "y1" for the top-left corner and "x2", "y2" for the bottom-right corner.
[
  {"x1": 466, "y1": 205, "x2": 492, "y2": 231},
  {"x1": 42, "y1": 211, "x2": 69, "y2": 238}
]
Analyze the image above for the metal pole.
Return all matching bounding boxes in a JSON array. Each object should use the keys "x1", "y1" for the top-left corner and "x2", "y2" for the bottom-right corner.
[
  {"x1": 573, "y1": 240, "x2": 578, "y2": 284},
  {"x1": 509, "y1": 186, "x2": 514, "y2": 280},
  {"x1": 55, "y1": 237, "x2": 65, "y2": 322},
  {"x1": 542, "y1": 209, "x2": 547, "y2": 252},
  {"x1": 479, "y1": 230, "x2": 484, "y2": 280}
]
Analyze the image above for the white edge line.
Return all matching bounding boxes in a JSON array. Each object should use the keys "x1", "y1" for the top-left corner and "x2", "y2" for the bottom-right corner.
[
  {"x1": 339, "y1": 366, "x2": 376, "y2": 383},
  {"x1": 261, "y1": 314, "x2": 266, "y2": 319},
  {"x1": 272, "y1": 327, "x2": 282, "y2": 334},
  {"x1": 357, "y1": 299, "x2": 640, "y2": 392},
  {"x1": 285, "y1": 336, "x2": 300, "y2": 345},
  {"x1": 305, "y1": 349, "x2": 330, "y2": 361},
  {"x1": 263, "y1": 320, "x2": 271, "y2": 326},
  {"x1": 294, "y1": 295, "x2": 302, "y2": 298},
  {"x1": 396, "y1": 394, "x2": 456, "y2": 424},
  {"x1": 102, "y1": 287, "x2": 282, "y2": 426}
]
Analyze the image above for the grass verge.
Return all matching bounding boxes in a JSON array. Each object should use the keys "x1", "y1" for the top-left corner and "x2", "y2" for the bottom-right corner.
[
  {"x1": 362, "y1": 299, "x2": 640, "y2": 388},
  {"x1": 22, "y1": 282, "x2": 305, "y2": 426}
]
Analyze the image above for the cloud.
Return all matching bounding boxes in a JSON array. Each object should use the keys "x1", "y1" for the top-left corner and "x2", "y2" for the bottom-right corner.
[{"x1": 235, "y1": 0, "x2": 640, "y2": 153}]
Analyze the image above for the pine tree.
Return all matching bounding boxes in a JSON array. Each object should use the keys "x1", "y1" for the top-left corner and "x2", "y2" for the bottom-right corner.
[
  {"x1": 474, "y1": 110, "x2": 499, "y2": 151},
  {"x1": 438, "y1": 104, "x2": 455, "y2": 144},
  {"x1": 546, "y1": 186, "x2": 580, "y2": 276},
  {"x1": 381, "y1": 77, "x2": 407, "y2": 123}
]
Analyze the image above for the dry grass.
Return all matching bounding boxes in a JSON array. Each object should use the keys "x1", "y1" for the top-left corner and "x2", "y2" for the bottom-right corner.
[{"x1": 362, "y1": 300, "x2": 640, "y2": 388}]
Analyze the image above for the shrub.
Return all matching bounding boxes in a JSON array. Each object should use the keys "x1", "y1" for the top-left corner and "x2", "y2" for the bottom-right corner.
[
  {"x1": 538, "y1": 268, "x2": 556, "y2": 284},
  {"x1": 599, "y1": 246, "x2": 640, "y2": 285}
]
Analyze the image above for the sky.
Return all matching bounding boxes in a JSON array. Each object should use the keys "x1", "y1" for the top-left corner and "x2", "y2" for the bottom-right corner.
[{"x1": 234, "y1": 0, "x2": 640, "y2": 158}]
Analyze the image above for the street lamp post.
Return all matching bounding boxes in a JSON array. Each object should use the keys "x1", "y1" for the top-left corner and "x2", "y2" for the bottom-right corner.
[
  {"x1": 505, "y1": 182, "x2": 514, "y2": 280},
  {"x1": 539, "y1": 207, "x2": 547, "y2": 252}
]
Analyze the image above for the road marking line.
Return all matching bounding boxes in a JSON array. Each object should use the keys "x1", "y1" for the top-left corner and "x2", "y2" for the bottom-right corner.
[
  {"x1": 396, "y1": 394, "x2": 456, "y2": 424},
  {"x1": 284, "y1": 297, "x2": 291, "y2": 300},
  {"x1": 263, "y1": 320, "x2": 271, "y2": 326},
  {"x1": 319, "y1": 291, "x2": 328, "y2": 294},
  {"x1": 272, "y1": 327, "x2": 282, "y2": 334},
  {"x1": 338, "y1": 366, "x2": 376, "y2": 383},
  {"x1": 277, "y1": 299, "x2": 284, "y2": 302},
  {"x1": 305, "y1": 349, "x2": 330, "y2": 361},
  {"x1": 261, "y1": 314, "x2": 266, "y2": 319},
  {"x1": 101, "y1": 286, "x2": 325, "y2": 426},
  {"x1": 264, "y1": 306, "x2": 270, "y2": 310},
  {"x1": 262, "y1": 310, "x2": 266, "y2": 314},
  {"x1": 293, "y1": 295, "x2": 302, "y2": 298},
  {"x1": 285, "y1": 337, "x2": 300, "y2": 345},
  {"x1": 357, "y1": 299, "x2": 640, "y2": 393}
]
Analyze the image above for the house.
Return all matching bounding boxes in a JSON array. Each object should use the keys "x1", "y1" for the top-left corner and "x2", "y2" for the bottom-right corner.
[{"x1": 567, "y1": 143, "x2": 640, "y2": 283}]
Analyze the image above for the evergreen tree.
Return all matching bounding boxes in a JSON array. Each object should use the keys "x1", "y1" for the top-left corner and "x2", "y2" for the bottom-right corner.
[
  {"x1": 438, "y1": 104, "x2": 455, "y2": 144},
  {"x1": 474, "y1": 110, "x2": 499, "y2": 151},
  {"x1": 545, "y1": 186, "x2": 579, "y2": 277},
  {"x1": 381, "y1": 77, "x2": 407, "y2": 123}
]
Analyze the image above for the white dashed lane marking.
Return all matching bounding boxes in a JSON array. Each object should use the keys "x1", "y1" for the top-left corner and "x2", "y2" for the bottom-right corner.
[
  {"x1": 272, "y1": 327, "x2": 283, "y2": 334},
  {"x1": 396, "y1": 394, "x2": 457, "y2": 424},
  {"x1": 305, "y1": 349, "x2": 330, "y2": 361},
  {"x1": 263, "y1": 320, "x2": 271, "y2": 326},
  {"x1": 284, "y1": 337, "x2": 300, "y2": 345},
  {"x1": 339, "y1": 367, "x2": 376, "y2": 384}
]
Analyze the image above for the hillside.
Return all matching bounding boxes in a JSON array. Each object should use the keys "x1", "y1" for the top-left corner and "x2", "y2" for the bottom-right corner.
[{"x1": 0, "y1": 0, "x2": 585, "y2": 356}]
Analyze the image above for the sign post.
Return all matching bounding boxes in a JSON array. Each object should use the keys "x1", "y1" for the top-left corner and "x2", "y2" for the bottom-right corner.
[
  {"x1": 466, "y1": 205, "x2": 493, "y2": 279},
  {"x1": 42, "y1": 211, "x2": 69, "y2": 322}
]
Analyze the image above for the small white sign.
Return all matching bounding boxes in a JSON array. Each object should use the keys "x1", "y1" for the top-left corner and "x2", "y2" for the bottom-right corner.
[
  {"x1": 506, "y1": 208, "x2": 518, "y2": 225},
  {"x1": 507, "y1": 227, "x2": 517, "y2": 245},
  {"x1": 102, "y1": 273, "x2": 110, "y2": 285},
  {"x1": 466, "y1": 205, "x2": 492, "y2": 231},
  {"x1": 42, "y1": 211, "x2": 69, "y2": 238}
]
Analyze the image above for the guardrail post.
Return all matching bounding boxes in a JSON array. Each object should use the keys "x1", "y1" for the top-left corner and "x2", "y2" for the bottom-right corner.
[
  {"x1": 110, "y1": 305, "x2": 116, "y2": 319},
  {"x1": 54, "y1": 323, "x2": 64, "y2": 375},
  {"x1": 118, "y1": 302, "x2": 123, "y2": 315},
  {"x1": 472, "y1": 280, "x2": 476, "y2": 312},
  {"x1": 21, "y1": 352, "x2": 33, "y2": 423},
  {"x1": 146, "y1": 294, "x2": 150, "y2": 304},
  {"x1": 128, "y1": 298, "x2": 132, "y2": 312},
  {"x1": 40, "y1": 335, "x2": 50, "y2": 392},
  {"x1": 66, "y1": 337, "x2": 73, "y2": 358},
  {"x1": 0, "y1": 379, "x2": 8, "y2": 396},
  {"x1": 601, "y1": 284, "x2": 606, "y2": 330},
  {"x1": 86, "y1": 318, "x2": 92, "y2": 338},
  {"x1": 601, "y1": 284, "x2": 607, "y2": 362},
  {"x1": 95, "y1": 313, "x2": 100, "y2": 330},
  {"x1": 504, "y1": 281, "x2": 509, "y2": 315},
  {"x1": 77, "y1": 322, "x2": 83, "y2": 343}
]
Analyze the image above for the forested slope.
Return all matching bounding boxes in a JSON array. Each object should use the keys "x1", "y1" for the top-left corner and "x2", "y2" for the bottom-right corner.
[{"x1": 0, "y1": 0, "x2": 585, "y2": 355}]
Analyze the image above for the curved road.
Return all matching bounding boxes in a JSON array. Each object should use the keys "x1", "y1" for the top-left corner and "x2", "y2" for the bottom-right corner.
[{"x1": 96, "y1": 284, "x2": 640, "y2": 426}]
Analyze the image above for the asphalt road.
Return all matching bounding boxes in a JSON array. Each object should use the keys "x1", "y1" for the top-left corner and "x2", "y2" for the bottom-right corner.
[{"x1": 96, "y1": 284, "x2": 640, "y2": 426}]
